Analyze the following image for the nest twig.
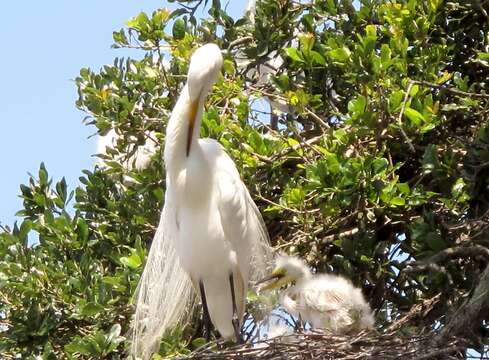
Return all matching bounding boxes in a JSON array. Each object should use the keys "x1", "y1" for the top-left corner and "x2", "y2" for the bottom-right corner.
[{"x1": 181, "y1": 330, "x2": 467, "y2": 360}]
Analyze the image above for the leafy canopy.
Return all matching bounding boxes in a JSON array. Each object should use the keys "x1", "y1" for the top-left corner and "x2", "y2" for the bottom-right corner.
[{"x1": 2, "y1": 0, "x2": 489, "y2": 358}]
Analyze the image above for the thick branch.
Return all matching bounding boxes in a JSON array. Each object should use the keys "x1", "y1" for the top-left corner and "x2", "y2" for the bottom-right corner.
[
  {"x1": 426, "y1": 245, "x2": 489, "y2": 264},
  {"x1": 404, "y1": 245, "x2": 489, "y2": 276},
  {"x1": 321, "y1": 227, "x2": 359, "y2": 244},
  {"x1": 437, "y1": 262, "x2": 489, "y2": 343},
  {"x1": 228, "y1": 36, "x2": 253, "y2": 50}
]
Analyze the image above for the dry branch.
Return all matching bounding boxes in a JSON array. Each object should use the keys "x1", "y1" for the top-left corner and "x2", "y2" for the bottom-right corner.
[{"x1": 388, "y1": 294, "x2": 441, "y2": 332}]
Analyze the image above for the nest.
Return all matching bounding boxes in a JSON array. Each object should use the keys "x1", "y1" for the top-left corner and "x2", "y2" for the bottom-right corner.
[{"x1": 182, "y1": 330, "x2": 467, "y2": 360}]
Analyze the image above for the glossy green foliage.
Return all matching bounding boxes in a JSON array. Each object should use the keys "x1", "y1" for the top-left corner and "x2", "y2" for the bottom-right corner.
[{"x1": 2, "y1": 0, "x2": 489, "y2": 357}]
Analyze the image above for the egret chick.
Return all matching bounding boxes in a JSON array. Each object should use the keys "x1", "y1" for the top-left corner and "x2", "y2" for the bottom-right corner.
[{"x1": 259, "y1": 255, "x2": 374, "y2": 334}]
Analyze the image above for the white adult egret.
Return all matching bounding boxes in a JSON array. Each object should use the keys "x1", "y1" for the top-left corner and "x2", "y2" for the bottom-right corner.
[
  {"x1": 97, "y1": 128, "x2": 158, "y2": 171},
  {"x1": 259, "y1": 255, "x2": 374, "y2": 334},
  {"x1": 96, "y1": 57, "x2": 169, "y2": 172},
  {"x1": 245, "y1": 0, "x2": 256, "y2": 24},
  {"x1": 132, "y1": 43, "x2": 272, "y2": 359}
]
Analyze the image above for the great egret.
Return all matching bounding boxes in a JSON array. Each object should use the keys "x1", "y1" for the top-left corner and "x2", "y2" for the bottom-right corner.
[
  {"x1": 132, "y1": 43, "x2": 272, "y2": 359},
  {"x1": 97, "y1": 128, "x2": 158, "y2": 171},
  {"x1": 96, "y1": 57, "x2": 169, "y2": 172},
  {"x1": 259, "y1": 255, "x2": 374, "y2": 334}
]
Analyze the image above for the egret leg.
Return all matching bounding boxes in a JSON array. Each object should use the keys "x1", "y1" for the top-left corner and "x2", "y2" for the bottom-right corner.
[
  {"x1": 229, "y1": 273, "x2": 243, "y2": 344},
  {"x1": 199, "y1": 280, "x2": 212, "y2": 342},
  {"x1": 295, "y1": 313, "x2": 304, "y2": 332}
]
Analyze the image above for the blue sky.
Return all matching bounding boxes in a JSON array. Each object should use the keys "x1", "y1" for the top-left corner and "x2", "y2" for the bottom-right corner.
[{"x1": 0, "y1": 1, "x2": 245, "y2": 228}]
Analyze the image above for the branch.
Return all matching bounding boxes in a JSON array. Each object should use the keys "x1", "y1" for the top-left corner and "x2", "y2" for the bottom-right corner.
[
  {"x1": 410, "y1": 344, "x2": 465, "y2": 360},
  {"x1": 304, "y1": 107, "x2": 330, "y2": 129},
  {"x1": 437, "y1": 261, "x2": 489, "y2": 343},
  {"x1": 425, "y1": 245, "x2": 489, "y2": 264},
  {"x1": 320, "y1": 227, "x2": 359, "y2": 244},
  {"x1": 228, "y1": 36, "x2": 253, "y2": 50},
  {"x1": 274, "y1": 134, "x2": 324, "y2": 161},
  {"x1": 248, "y1": 85, "x2": 330, "y2": 131},
  {"x1": 404, "y1": 245, "x2": 489, "y2": 276},
  {"x1": 388, "y1": 294, "x2": 441, "y2": 332},
  {"x1": 411, "y1": 80, "x2": 489, "y2": 99},
  {"x1": 397, "y1": 81, "x2": 416, "y2": 153},
  {"x1": 403, "y1": 262, "x2": 448, "y2": 275},
  {"x1": 256, "y1": 194, "x2": 320, "y2": 215}
]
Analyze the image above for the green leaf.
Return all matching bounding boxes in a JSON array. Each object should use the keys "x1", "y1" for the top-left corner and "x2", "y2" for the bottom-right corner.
[
  {"x1": 285, "y1": 47, "x2": 304, "y2": 63},
  {"x1": 120, "y1": 251, "x2": 142, "y2": 269},
  {"x1": 298, "y1": 32, "x2": 315, "y2": 53},
  {"x1": 310, "y1": 50, "x2": 326, "y2": 65},
  {"x1": 425, "y1": 232, "x2": 446, "y2": 252},
  {"x1": 372, "y1": 158, "x2": 388, "y2": 173},
  {"x1": 327, "y1": 46, "x2": 351, "y2": 63},
  {"x1": 191, "y1": 337, "x2": 207, "y2": 349},
  {"x1": 365, "y1": 24, "x2": 377, "y2": 39},
  {"x1": 39, "y1": 162, "x2": 49, "y2": 185},
  {"x1": 380, "y1": 44, "x2": 391, "y2": 66},
  {"x1": 77, "y1": 218, "x2": 89, "y2": 244},
  {"x1": 409, "y1": 84, "x2": 419, "y2": 97},
  {"x1": 81, "y1": 302, "x2": 104, "y2": 316},
  {"x1": 223, "y1": 59, "x2": 235, "y2": 75},
  {"x1": 398, "y1": 183, "x2": 410, "y2": 195},
  {"x1": 326, "y1": 154, "x2": 340, "y2": 174},
  {"x1": 285, "y1": 187, "x2": 305, "y2": 205},
  {"x1": 102, "y1": 276, "x2": 121, "y2": 286},
  {"x1": 404, "y1": 107, "x2": 425, "y2": 125},
  {"x1": 422, "y1": 144, "x2": 440, "y2": 174},
  {"x1": 389, "y1": 90, "x2": 404, "y2": 112},
  {"x1": 390, "y1": 197, "x2": 405, "y2": 206},
  {"x1": 348, "y1": 95, "x2": 367, "y2": 117},
  {"x1": 172, "y1": 18, "x2": 186, "y2": 40}
]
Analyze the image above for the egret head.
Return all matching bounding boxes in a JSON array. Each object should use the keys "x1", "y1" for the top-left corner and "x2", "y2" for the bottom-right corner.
[
  {"x1": 187, "y1": 43, "x2": 223, "y2": 101},
  {"x1": 183, "y1": 43, "x2": 223, "y2": 156},
  {"x1": 258, "y1": 255, "x2": 311, "y2": 291}
]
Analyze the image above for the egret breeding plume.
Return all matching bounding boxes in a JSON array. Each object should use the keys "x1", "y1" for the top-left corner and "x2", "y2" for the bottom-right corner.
[
  {"x1": 259, "y1": 255, "x2": 374, "y2": 334},
  {"x1": 132, "y1": 43, "x2": 272, "y2": 359}
]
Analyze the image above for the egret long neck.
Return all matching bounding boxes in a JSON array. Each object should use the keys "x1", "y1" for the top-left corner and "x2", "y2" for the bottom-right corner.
[{"x1": 164, "y1": 84, "x2": 204, "y2": 173}]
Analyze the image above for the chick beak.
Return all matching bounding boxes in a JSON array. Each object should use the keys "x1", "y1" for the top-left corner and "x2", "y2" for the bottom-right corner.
[
  {"x1": 186, "y1": 99, "x2": 199, "y2": 157},
  {"x1": 256, "y1": 272, "x2": 286, "y2": 291}
]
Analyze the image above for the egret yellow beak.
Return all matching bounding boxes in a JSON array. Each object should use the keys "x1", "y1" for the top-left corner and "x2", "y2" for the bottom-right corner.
[
  {"x1": 257, "y1": 269, "x2": 292, "y2": 291},
  {"x1": 186, "y1": 99, "x2": 199, "y2": 157}
]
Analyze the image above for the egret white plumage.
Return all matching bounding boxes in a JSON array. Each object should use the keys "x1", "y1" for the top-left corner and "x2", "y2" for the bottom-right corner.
[
  {"x1": 132, "y1": 43, "x2": 272, "y2": 359},
  {"x1": 259, "y1": 255, "x2": 374, "y2": 334}
]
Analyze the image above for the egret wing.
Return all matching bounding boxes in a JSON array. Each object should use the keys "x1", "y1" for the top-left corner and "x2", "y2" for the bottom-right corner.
[
  {"x1": 212, "y1": 146, "x2": 274, "y2": 327},
  {"x1": 211, "y1": 142, "x2": 273, "y2": 285},
  {"x1": 303, "y1": 287, "x2": 346, "y2": 313}
]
